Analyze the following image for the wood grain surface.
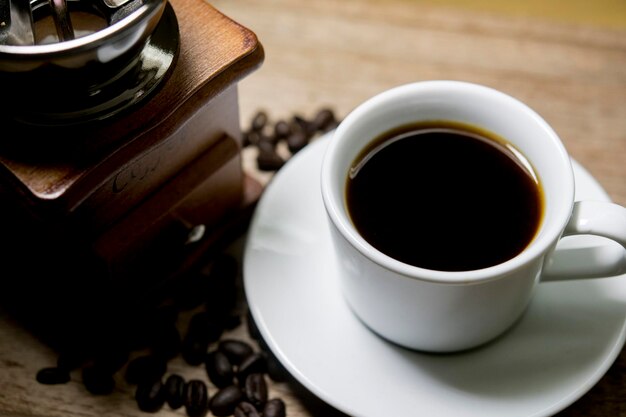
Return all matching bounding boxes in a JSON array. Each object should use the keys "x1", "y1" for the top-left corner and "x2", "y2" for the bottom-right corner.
[
  {"x1": 225, "y1": 0, "x2": 626, "y2": 208},
  {"x1": 0, "y1": 1, "x2": 625, "y2": 417}
]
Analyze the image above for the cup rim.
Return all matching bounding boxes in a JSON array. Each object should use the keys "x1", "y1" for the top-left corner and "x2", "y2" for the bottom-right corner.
[{"x1": 320, "y1": 80, "x2": 575, "y2": 284}]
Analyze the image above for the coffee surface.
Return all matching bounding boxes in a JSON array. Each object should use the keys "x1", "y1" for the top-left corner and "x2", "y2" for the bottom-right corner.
[{"x1": 346, "y1": 122, "x2": 544, "y2": 271}]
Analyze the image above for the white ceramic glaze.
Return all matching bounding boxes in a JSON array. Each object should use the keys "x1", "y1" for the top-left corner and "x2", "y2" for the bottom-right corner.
[
  {"x1": 244, "y1": 135, "x2": 626, "y2": 417},
  {"x1": 320, "y1": 80, "x2": 626, "y2": 352}
]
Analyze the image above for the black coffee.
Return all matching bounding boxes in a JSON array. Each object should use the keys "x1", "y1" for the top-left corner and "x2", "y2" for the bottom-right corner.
[{"x1": 346, "y1": 121, "x2": 544, "y2": 271}]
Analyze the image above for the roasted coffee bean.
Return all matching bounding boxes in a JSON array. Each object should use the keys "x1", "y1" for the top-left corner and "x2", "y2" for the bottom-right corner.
[
  {"x1": 36, "y1": 367, "x2": 71, "y2": 385},
  {"x1": 82, "y1": 365, "x2": 115, "y2": 395},
  {"x1": 251, "y1": 110, "x2": 269, "y2": 132},
  {"x1": 181, "y1": 312, "x2": 222, "y2": 366},
  {"x1": 181, "y1": 338, "x2": 210, "y2": 366},
  {"x1": 263, "y1": 398, "x2": 287, "y2": 417},
  {"x1": 244, "y1": 373, "x2": 268, "y2": 410},
  {"x1": 125, "y1": 354, "x2": 167, "y2": 385},
  {"x1": 234, "y1": 401, "x2": 261, "y2": 417},
  {"x1": 274, "y1": 120, "x2": 292, "y2": 140},
  {"x1": 257, "y1": 137, "x2": 276, "y2": 153},
  {"x1": 184, "y1": 379, "x2": 209, "y2": 417},
  {"x1": 242, "y1": 130, "x2": 279, "y2": 147},
  {"x1": 325, "y1": 119, "x2": 340, "y2": 132},
  {"x1": 243, "y1": 130, "x2": 263, "y2": 148},
  {"x1": 237, "y1": 352, "x2": 268, "y2": 383},
  {"x1": 205, "y1": 350, "x2": 234, "y2": 388},
  {"x1": 135, "y1": 378, "x2": 166, "y2": 413},
  {"x1": 209, "y1": 385, "x2": 243, "y2": 417},
  {"x1": 257, "y1": 146, "x2": 284, "y2": 171},
  {"x1": 292, "y1": 114, "x2": 316, "y2": 137},
  {"x1": 261, "y1": 131, "x2": 281, "y2": 147},
  {"x1": 219, "y1": 339, "x2": 254, "y2": 366},
  {"x1": 287, "y1": 130, "x2": 308, "y2": 154},
  {"x1": 164, "y1": 374, "x2": 185, "y2": 410},
  {"x1": 311, "y1": 108, "x2": 337, "y2": 132}
]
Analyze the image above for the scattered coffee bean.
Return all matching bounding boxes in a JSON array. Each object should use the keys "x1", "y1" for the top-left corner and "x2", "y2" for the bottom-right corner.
[
  {"x1": 286, "y1": 130, "x2": 308, "y2": 154},
  {"x1": 244, "y1": 373, "x2": 268, "y2": 410},
  {"x1": 257, "y1": 145, "x2": 285, "y2": 171},
  {"x1": 257, "y1": 137, "x2": 276, "y2": 153},
  {"x1": 31, "y1": 249, "x2": 292, "y2": 417},
  {"x1": 209, "y1": 385, "x2": 243, "y2": 417},
  {"x1": 181, "y1": 338, "x2": 210, "y2": 367},
  {"x1": 164, "y1": 374, "x2": 185, "y2": 410},
  {"x1": 257, "y1": 132, "x2": 278, "y2": 152},
  {"x1": 36, "y1": 367, "x2": 70, "y2": 385},
  {"x1": 181, "y1": 312, "x2": 223, "y2": 366},
  {"x1": 234, "y1": 401, "x2": 261, "y2": 417},
  {"x1": 219, "y1": 339, "x2": 254, "y2": 366},
  {"x1": 263, "y1": 398, "x2": 287, "y2": 417},
  {"x1": 245, "y1": 107, "x2": 341, "y2": 171},
  {"x1": 237, "y1": 352, "x2": 268, "y2": 383},
  {"x1": 274, "y1": 120, "x2": 291, "y2": 140},
  {"x1": 326, "y1": 119, "x2": 340, "y2": 132},
  {"x1": 82, "y1": 365, "x2": 115, "y2": 395},
  {"x1": 125, "y1": 354, "x2": 167, "y2": 385},
  {"x1": 135, "y1": 378, "x2": 166, "y2": 413},
  {"x1": 184, "y1": 379, "x2": 209, "y2": 417},
  {"x1": 251, "y1": 110, "x2": 269, "y2": 132},
  {"x1": 263, "y1": 131, "x2": 281, "y2": 147},
  {"x1": 292, "y1": 114, "x2": 316, "y2": 138},
  {"x1": 311, "y1": 107, "x2": 337, "y2": 132},
  {"x1": 243, "y1": 130, "x2": 260, "y2": 148},
  {"x1": 205, "y1": 350, "x2": 234, "y2": 388}
]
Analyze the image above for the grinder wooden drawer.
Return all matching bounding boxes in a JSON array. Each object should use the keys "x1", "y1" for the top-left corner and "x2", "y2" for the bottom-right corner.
[{"x1": 92, "y1": 133, "x2": 243, "y2": 283}]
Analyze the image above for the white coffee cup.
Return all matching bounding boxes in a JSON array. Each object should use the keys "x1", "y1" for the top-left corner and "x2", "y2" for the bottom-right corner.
[{"x1": 320, "y1": 80, "x2": 626, "y2": 352}]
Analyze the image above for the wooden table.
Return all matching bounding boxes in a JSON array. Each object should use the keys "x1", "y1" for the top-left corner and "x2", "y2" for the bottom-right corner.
[{"x1": 0, "y1": 1, "x2": 625, "y2": 416}]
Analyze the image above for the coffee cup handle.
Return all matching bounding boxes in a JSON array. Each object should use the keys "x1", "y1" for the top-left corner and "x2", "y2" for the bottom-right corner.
[{"x1": 542, "y1": 201, "x2": 626, "y2": 281}]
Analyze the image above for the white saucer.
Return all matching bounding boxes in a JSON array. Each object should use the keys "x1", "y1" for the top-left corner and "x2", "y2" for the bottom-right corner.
[{"x1": 243, "y1": 133, "x2": 626, "y2": 417}]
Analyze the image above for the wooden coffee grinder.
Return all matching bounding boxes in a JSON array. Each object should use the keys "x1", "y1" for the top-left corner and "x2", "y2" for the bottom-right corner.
[{"x1": 0, "y1": 0, "x2": 263, "y2": 346}]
